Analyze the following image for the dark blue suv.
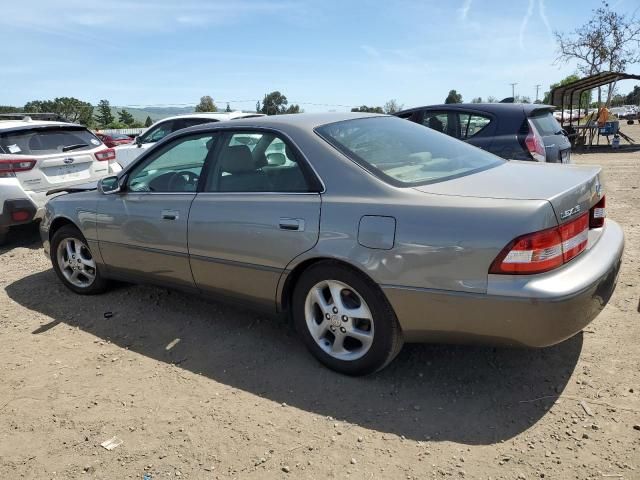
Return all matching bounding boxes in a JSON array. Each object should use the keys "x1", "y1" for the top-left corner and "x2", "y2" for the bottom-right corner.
[{"x1": 395, "y1": 103, "x2": 572, "y2": 163}]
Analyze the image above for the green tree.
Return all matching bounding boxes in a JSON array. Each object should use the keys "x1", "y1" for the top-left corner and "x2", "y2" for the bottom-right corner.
[
  {"x1": 445, "y1": 90, "x2": 463, "y2": 104},
  {"x1": 471, "y1": 97, "x2": 483, "y2": 103},
  {"x1": 625, "y1": 85, "x2": 640, "y2": 104},
  {"x1": 144, "y1": 116, "x2": 153, "y2": 127},
  {"x1": 94, "y1": 99, "x2": 114, "y2": 127},
  {"x1": 24, "y1": 97, "x2": 93, "y2": 125},
  {"x1": 256, "y1": 101, "x2": 261, "y2": 113},
  {"x1": 383, "y1": 99, "x2": 403, "y2": 114},
  {"x1": 260, "y1": 91, "x2": 299, "y2": 115},
  {"x1": 117, "y1": 109, "x2": 135, "y2": 126},
  {"x1": 195, "y1": 95, "x2": 217, "y2": 112},
  {"x1": 0, "y1": 105, "x2": 22, "y2": 113},
  {"x1": 351, "y1": 105, "x2": 384, "y2": 113},
  {"x1": 486, "y1": 96, "x2": 498, "y2": 103},
  {"x1": 225, "y1": 103, "x2": 232, "y2": 112}
]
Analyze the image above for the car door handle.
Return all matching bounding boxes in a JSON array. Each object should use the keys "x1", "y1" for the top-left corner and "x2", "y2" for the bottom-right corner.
[
  {"x1": 161, "y1": 209, "x2": 179, "y2": 220},
  {"x1": 279, "y1": 218, "x2": 305, "y2": 231}
]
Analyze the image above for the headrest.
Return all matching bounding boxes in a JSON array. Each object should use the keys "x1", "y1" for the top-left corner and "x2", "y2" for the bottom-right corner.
[{"x1": 220, "y1": 145, "x2": 255, "y2": 174}]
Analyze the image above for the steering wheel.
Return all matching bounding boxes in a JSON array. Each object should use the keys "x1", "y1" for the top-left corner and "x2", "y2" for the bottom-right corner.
[{"x1": 168, "y1": 170, "x2": 199, "y2": 192}]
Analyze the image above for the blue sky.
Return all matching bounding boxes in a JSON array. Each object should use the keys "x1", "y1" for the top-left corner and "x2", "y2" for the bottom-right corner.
[{"x1": 1, "y1": 0, "x2": 637, "y2": 111}]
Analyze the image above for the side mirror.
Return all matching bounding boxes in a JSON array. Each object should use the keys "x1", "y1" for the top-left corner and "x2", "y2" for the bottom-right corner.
[
  {"x1": 98, "y1": 175, "x2": 122, "y2": 195},
  {"x1": 135, "y1": 136, "x2": 143, "y2": 146}
]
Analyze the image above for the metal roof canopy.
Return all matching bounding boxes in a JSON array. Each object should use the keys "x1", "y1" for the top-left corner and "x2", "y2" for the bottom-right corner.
[{"x1": 550, "y1": 71, "x2": 640, "y2": 125}]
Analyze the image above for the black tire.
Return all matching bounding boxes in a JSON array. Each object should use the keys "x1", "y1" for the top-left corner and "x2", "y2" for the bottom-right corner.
[
  {"x1": 50, "y1": 225, "x2": 109, "y2": 295},
  {"x1": 292, "y1": 261, "x2": 403, "y2": 375}
]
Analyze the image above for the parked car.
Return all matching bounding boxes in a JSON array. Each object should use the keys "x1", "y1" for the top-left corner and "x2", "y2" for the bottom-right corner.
[
  {"x1": 396, "y1": 103, "x2": 572, "y2": 163},
  {"x1": 95, "y1": 132, "x2": 134, "y2": 148},
  {"x1": 41, "y1": 113, "x2": 623, "y2": 375},
  {"x1": 0, "y1": 116, "x2": 121, "y2": 244},
  {"x1": 114, "y1": 111, "x2": 265, "y2": 168}
]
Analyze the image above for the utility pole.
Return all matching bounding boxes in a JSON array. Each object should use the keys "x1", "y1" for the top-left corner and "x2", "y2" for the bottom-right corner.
[
  {"x1": 535, "y1": 84, "x2": 542, "y2": 102},
  {"x1": 510, "y1": 83, "x2": 518, "y2": 99}
]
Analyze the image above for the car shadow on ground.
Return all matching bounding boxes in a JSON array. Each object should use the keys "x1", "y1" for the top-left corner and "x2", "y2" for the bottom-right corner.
[
  {"x1": 6, "y1": 269, "x2": 583, "y2": 445},
  {"x1": 0, "y1": 223, "x2": 41, "y2": 253}
]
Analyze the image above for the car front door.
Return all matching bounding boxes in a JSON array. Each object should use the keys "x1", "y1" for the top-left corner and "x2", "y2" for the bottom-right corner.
[
  {"x1": 188, "y1": 130, "x2": 322, "y2": 307},
  {"x1": 97, "y1": 132, "x2": 217, "y2": 288}
]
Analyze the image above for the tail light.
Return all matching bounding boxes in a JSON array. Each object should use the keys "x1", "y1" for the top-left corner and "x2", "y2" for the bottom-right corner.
[
  {"x1": 490, "y1": 213, "x2": 589, "y2": 274},
  {"x1": 525, "y1": 120, "x2": 546, "y2": 162},
  {"x1": 94, "y1": 148, "x2": 116, "y2": 161},
  {"x1": 590, "y1": 195, "x2": 606, "y2": 228},
  {"x1": 0, "y1": 158, "x2": 36, "y2": 177}
]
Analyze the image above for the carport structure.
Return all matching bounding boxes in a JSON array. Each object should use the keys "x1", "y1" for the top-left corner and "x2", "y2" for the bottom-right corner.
[{"x1": 550, "y1": 71, "x2": 640, "y2": 127}]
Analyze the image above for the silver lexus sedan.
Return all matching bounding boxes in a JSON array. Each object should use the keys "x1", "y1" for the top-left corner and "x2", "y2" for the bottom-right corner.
[{"x1": 40, "y1": 113, "x2": 624, "y2": 375}]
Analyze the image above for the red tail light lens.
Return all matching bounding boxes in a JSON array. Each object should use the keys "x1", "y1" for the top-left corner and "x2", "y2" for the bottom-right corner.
[
  {"x1": 525, "y1": 120, "x2": 546, "y2": 162},
  {"x1": 11, "y1": 210, "x2": 31, "y2": 222},
  {"x1": 0, "y1": 158, "x2": 36, "y2": 177},
  {"x1": 94, "y1": 148, "x2": 116, "y2": 161},
  {"x1": 589, "y1": 195, "x2": 606, "y2": 228},
  {"x1": 490, "y1": 213, "x2": 589, "y2": 274}
]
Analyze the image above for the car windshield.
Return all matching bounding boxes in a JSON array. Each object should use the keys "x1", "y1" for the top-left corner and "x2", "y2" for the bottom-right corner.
[
  {"x1": 0, "y1": 126, "x2": 101, "y2": 155},
  {"x1": 530, "y1": 112, "x2": 563, "y2": 136},
  {"x1": 316, "y1": 116, "x2": 503, "y2": 186},
  {"x1": 110, "y1": 133, "x2": 131, "y2": 140}
]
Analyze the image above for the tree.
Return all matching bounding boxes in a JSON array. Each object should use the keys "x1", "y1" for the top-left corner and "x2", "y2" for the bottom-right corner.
[
  {"x1": 260, "y1": 91, "x2": 299, "y2": 115},
  {"x1": 515, "y1": 95, "x2": 531, "y2": 104},
  {"x1": 351, "y1": 105, "x2": 384, "y2": 113},
  {"x1": 625, "y1": 85, "x2": 640, "y2": 104},
  {"x1": 0, "y1": 105, "x2": 21, "y2": 113},
  {"x1": 24, "y1": 97, "x2": 93, "y2": 125},
  {"x1": 471, "y1": 97, "x2": 483, "y2": 103},
  {"x1": 117, "y1": 109, "x2": 135, "y2": 126},
  {"x1": 383, "y1": 99, "x2": 403, "y2": 114},
  {"x1": 256, "y1": 101, "x2": 261, "y2": 113},
  {"x1": 445, "y1": 90, "x2": 463, "y2": 104},
  {"x1": 554, "y1": 1, "x2": 640, "y2": 104},
  {"x1": 195, "y1": 95, "x2": 217, "y2": 112},
  {"x1": 486, "y1": 96, "x2": 498, "y2": 103},
  {"x1": 144, "y1": 116, "x2": 153, "y2": 127},
  {"x1": 225, "y1": 103, "x2": 232, "y2": 112},
  {"x1": 94, "y1": 100, "x2": 114, "y2": 127}
]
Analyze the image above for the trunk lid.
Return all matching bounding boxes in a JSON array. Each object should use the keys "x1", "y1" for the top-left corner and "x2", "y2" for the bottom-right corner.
[
  {"x1": 528, "y1": 108, "x2": 572, "y2": 163},
  {"x1": 413, "y1": 161, "x2": 603, "y2": 224}
]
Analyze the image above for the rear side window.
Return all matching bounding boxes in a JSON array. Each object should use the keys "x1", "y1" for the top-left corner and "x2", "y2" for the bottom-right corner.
[
  {"x1": 530, "y1": 112, "x2": 562, "y2": 136},
  {"x1": 458, "y1": 113, "x2": 491, "y2": 139},
  {"x1": 422, "y1": 111, "x2": 450, "y2": 135},
  {"x1": 316, "y1": 116, "x2": 503, "y2": 186},
  {"x1": 0, "y1": 127, "x2": 101, "y2": 155}
]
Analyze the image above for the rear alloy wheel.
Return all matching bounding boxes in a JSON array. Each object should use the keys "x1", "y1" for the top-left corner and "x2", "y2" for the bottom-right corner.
[
  {"x1": 51, "y1": 225, "x2": 109, "y2": 294},
  {"x1": 293, "y1": 262, "x2": 403, "y2": 375}
]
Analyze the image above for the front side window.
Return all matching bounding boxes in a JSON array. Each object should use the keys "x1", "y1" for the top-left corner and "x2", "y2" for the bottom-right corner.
[
  {"x1": 458, "y1": 113, "x2": 492, "y2": 139},
  {"x1": 422, "y1": 111, "x2": 449, "y2": 135},
  {"x1": 316, "y1": 116, "x2": 503, "y2": 186},
  {"x1": 128, "y1": 133, "x2": 216, "y2": 193},
  {"x1": 206, "y1": 131, "x2": 313, "y2": 193},
  {"x1": 140, "y1": 121, "x2": 174, "y2": 144}
]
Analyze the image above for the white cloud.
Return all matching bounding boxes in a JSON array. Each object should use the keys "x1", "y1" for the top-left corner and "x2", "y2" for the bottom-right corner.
[
  {"x1": 538, "y1": 0, "x2": 553, "y2": 40},
  {"x1": 458, "y1": 0, "x2": 473, "y2": 21},
  {"x1": 519, "y1": 0, "x2": 535, "y2": 49}
]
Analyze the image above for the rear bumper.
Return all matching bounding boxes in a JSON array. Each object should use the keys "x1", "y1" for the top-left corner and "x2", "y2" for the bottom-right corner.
[{"x1": 383, "y1": 220, "x2": 624, "y2": 346}]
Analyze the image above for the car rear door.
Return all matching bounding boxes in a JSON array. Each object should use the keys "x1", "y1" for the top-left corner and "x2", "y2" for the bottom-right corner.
[
  {"x1": 188, "y1": 129, "x2": 321, "y2": 307},
  {"x1": 0, "y1": 125, "x2": 111, "y2": 193},
  {"x1": 455, "y1": 110, "x2": 496, "y2": 151},
  {"x1": 97, "y1": 132, "x2": 217, "y2": 288}
]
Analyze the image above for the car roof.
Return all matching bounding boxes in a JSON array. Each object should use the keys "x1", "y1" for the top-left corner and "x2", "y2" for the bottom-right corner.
[
  {"x1": 0, "y1": 119, "x2": 84, "y2": 133},
  {"x1": 157, "y1": 111, "x2": 266, "y2": 123},
  {"x1": 397, "y1": 103, "x2": 555, "y2": 115},
  {"x1": 192, "y1": 112, "x2": 385, "y2": 130}
]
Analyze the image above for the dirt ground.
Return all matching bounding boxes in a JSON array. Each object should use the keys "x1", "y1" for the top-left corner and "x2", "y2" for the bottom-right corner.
[{"x1": 1, "y1": 149, "x2": 638, "y2": 480}]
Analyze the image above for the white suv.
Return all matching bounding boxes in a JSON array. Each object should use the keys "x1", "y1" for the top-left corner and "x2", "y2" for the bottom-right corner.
[
  {"x1": 115, "y1": 111, "x2": 265, "y2": 168},
  {"x1": 0, "y1": 116, "x2": 122, "y2": 244}
]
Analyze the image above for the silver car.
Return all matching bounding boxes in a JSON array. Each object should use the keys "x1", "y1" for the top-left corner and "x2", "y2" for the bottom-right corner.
[{"x1": 40, "y1": 113, "x2": 624, "y2": 375}]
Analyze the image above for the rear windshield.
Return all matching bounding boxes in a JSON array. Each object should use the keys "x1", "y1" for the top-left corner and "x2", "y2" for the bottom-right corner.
[
  {"x1": 315, "y1": 116, "x2": 503, "y2": 186},
  {"x1": 0, "y1": 126, "x2": 102, "y2": 155},
  {"x1": 109, "y1": 133, "x2": 131, "y2": 140},
  {"x1": 530, "y1": 112, "x2": 562, "y2": 136}
]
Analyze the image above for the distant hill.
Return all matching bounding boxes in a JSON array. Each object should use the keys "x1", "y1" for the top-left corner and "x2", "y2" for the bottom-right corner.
[{"x1": 110, "y1": 106, "x2": 196, "y2": 123}]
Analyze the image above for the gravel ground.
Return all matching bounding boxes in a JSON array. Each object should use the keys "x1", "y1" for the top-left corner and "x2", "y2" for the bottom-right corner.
[{"x1": 0, "y1": 149, "x2": 638, "y2": 480}]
